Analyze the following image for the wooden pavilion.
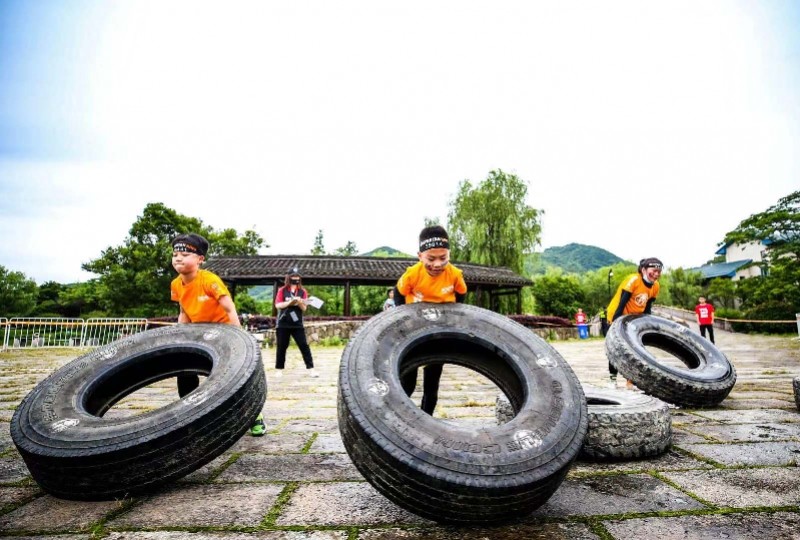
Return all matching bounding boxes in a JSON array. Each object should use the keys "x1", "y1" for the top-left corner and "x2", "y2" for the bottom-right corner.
[{"x1": 203, "y1": 255, "x2": 532, "y2": 315}]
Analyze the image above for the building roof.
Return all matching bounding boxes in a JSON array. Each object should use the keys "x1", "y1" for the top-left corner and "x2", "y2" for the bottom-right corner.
[
  {"x1": 203, "y1": 255, "x2": 533, "y2": 289},
  {"x1": 715, "y1": 238, "x2": 773, "y2": 256},
  {"x1": 688, "y1": 259, "x2": 753, "y2": 280}
]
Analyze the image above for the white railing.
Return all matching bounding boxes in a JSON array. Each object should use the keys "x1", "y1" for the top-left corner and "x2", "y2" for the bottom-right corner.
[
  {"x1": 83, "y1": 318, "x2": 149, "y2": 347},
  {"x1": 0, "y1": 318, "x2": 7, "y2": 350},
  {"x1": 1, "y1": 317, "x2": 149, "y2": 350}
]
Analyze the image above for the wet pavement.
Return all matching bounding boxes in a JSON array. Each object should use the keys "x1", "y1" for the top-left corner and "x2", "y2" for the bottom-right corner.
[{"x1": 0, "y1": 323, "x2": 799, "y2": 539}]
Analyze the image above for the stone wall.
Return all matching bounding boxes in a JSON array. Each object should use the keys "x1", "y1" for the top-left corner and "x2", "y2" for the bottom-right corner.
[
  {"x1": 257, "y1": 319, "x2": 582, "y2": 347},
  {"x1": 258, "y1": 320, "x2": 366, "y2": 347}
]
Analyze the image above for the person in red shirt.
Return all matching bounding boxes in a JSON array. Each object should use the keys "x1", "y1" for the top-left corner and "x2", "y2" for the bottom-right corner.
[
  {"x1": 575, "y1": 308, "x2": 587, "y2": 325},
  {"x1": 694, "y1": 296, "x2": 715, "y2": 344}
]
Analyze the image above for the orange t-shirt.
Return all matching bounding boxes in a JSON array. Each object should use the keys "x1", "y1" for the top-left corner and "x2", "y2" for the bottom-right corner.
[
  {"x1": 171, "y1": 269, "x2": 231, "y2": 323},
  {"x1": 396, "y1": 262, "x2": 468, "y2": 304},
  {"x1": 606, "y1": 273, "x2": 660, "y2": 323}
]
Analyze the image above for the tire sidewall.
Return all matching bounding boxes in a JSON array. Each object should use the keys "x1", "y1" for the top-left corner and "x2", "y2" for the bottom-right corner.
[
  {"x1": 340, "y1": 303, "x2": 587, "y2": 481},
  {"x1": 12, "y1": 324, "x2": 259, "y2": 456},
  {"x1": 608, "y1": 314, "x2": 734, "y2": 383}
]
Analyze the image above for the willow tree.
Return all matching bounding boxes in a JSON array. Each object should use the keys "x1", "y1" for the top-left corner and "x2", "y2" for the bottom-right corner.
[
  {"x1": 447, "y1": 170, "x2": 542, "y2": 313},
  {"x1": 447, "y1": 169, "x2": 542, "y2": 275}
]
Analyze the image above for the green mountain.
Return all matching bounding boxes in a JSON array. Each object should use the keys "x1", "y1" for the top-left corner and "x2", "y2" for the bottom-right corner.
[
  {"x1": 247, "y1": 285, "x2": 274, "y2": 301},
  {"x1": 525, "y1": 243, "x2": 624, "y2": 275},
  {"x1": 359, "y1": 246, "x2": 413, "y2": 258}
]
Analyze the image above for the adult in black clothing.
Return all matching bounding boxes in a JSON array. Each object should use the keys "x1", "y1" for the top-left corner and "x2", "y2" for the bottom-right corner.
[{"x1": 274, "y1": 267, "x2": 317, "y2": 378}]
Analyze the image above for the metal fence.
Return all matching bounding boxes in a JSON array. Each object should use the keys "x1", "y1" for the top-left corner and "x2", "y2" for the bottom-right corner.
[
  {"x1": 0, "y1": 318, "x2": 6, "y2": 349},
  {"x1": 1, "y1": 317, "x2": 150, "y2": 350}
]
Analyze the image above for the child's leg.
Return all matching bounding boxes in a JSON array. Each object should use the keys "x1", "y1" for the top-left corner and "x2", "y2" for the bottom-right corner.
[
  {"x1": 708, "y1": 325, "x2": 715, "y2": 344},
  {"x1": 177, "y1": 373, "x2": 199, "y2": 397},
  {"x1": 291, "y1": 328, "x2": 314, "y2": 369},
  {"x1": 275, "y1": 328, "x2": 290, "y2": 369},
  {"x1": 420, "y1": 364, "x2": 444, "y2": 415},
  {"x1": 608, "y1": 361, "x2": 618, "y2": 377},
  {"x1": 400, "y1": 367, "x2": 418, "y2": 396}
]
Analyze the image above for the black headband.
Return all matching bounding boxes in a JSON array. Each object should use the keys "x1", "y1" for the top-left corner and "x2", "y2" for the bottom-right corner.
[
  {"x1": 172, "y1": 242, "x2": 204, "y2": 256},
  {"x1": 419, "y1": 236, "x2": 449, "y2": 252}
]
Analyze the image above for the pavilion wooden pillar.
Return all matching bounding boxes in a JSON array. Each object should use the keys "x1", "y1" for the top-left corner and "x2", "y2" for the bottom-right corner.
[
  {"x1": 271, "y1": 280, "x2": 280, "y2": 316},
  {"x1": 343, "y1": 281, "x2": 352, "y2": 316}
]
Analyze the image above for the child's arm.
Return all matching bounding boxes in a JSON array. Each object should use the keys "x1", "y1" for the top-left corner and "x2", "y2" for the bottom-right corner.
[
  {"x1": 218, "y1": 296, "x2": 242, "y2": 327},
  {"x1": 393, "y1": 286, "x2": 406, "y2": 305},
  {"x1": 454, "y1": 269, "x2": 467, "y2": 303},
  {"x1": 177, "y1": 305, "x2": 190, "y2": 324}
]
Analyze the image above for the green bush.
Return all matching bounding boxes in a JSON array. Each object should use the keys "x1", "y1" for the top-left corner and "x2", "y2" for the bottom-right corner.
[
  {"x1": 730, "y1": 301, "x2": 797, "y2": 334},
  {"x1": 715, "y1": 307, "x2": 744, "y2": 320}
]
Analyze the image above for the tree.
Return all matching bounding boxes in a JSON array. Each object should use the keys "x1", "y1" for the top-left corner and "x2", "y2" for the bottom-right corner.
[
  {"x1": 660, "y1": 268, "x2": 703, "y2": 310},
  {"x1": 529, "y1": 271, "x2": 585, "y2": 319},
  {"x1": 311, "y1": 230, "x2": 326, "y2": 255},
  {"x1": 706, "y1": 278, "x2": 737, "y2": 310},
  {"x1": 83, "y1": 202, "x2": 265, "y2": 317},
  {"x1": 721, "y1": 190, "x2": 800, "y2": 327},
  {"x1": 0, "y1": 266, "x2": 38, "y2": 316},
  {"x1": 334, "y1": 241, "x2": 358, "y2": 256},
  {"x1": 447, "y1": 169, "x2": 542, "y2": 276},
  {"x1": 31, "y1": 281, "x2": 65, "y2": 316}
]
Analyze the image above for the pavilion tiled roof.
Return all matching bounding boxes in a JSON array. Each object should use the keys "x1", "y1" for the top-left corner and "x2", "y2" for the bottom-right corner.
[{"x1": 204, "y1": 255, "x2": 531, "y2": 289}]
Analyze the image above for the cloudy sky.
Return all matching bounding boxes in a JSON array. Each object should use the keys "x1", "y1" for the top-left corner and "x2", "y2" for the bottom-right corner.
[{"x1": 1, "y1": 1, "x2": 798, "y2": 284}]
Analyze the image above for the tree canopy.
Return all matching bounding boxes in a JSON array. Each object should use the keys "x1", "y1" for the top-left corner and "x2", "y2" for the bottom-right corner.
[
  {"x1": 82, "y1": 202, "x2": 265, "y2": 317},
  {"x1": 447, "y1": 169, "x2": 542, "y2": 275},
  {"x1": 0, "y1": 266, "x2": 38, "y2": 316},
  {"x1": 716, "y1": 190, "x2": 800, "y2": 324}
]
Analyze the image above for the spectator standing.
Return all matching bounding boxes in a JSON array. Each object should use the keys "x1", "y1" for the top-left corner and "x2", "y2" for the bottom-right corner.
[
  {"x1": 394, "y1": 225, "x2": 467, "y2": 415},
  {"x1": 575, "y1": 308, "x2": 589, "y2": 339},
  {"x1": 695, "y1": 296, "x2": 715, "y2": 344},
  {"x1": 383, "y1": 288, "x2": 395, "y2": 311},
  {"x1": 274, "y1": 267, "x2": 317, "y2": 378}
]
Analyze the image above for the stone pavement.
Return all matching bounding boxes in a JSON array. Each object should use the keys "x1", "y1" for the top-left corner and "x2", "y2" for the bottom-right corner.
[{"x1": 0, "y1": 324, "x2": 799, "y2": 539}]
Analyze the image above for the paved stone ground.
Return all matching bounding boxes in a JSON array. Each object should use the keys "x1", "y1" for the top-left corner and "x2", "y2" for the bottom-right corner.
[{"x1": 0, "y1": 323, "x2": 799, "y2": 539}]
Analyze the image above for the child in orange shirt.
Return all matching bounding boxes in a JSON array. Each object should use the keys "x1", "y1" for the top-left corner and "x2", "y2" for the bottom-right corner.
[
  {"x1": 170, "y1": 234, "x2": 265, "y2": 436},
  {"x1": 394, "y1": 225, "x2": 467, "y2": 415},
  {"x1": 605, "y1": 257, "x2": 662, "y2": 384}
]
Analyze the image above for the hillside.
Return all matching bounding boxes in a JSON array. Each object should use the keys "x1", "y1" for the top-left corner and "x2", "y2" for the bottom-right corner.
[
  {"x1": 359, "y1": 246, "x2": 413, "y2": 258},
  {"x1": 525, "y1": 243, "x2": 625, "y2": 275}
]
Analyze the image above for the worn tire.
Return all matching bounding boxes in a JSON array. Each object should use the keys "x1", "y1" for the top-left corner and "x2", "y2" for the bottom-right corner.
[
  {"x1": 793, "y1": 377, "x2": 800, "y2": 411},
  {"x1": 338, "y1": 303, "x2": 588, "y2": 524},
  {"x1": 11, "y1": 324, "x2": 266, "y2": 500},
  {"x1": 605, "y1": 314, "x2": 736, "y2": 408},
  {"x1": 497, "y1": 386, "x2": 672, "y2": 460}
]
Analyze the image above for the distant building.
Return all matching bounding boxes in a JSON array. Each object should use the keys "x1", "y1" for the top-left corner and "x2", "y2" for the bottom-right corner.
[{"x1": 689, "y1": 239, "x2": 773, "y2": 282}]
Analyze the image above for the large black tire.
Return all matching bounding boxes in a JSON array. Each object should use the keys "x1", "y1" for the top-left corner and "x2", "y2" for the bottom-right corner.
[
  {"x1": 338, "y1": 303, "x2": 588, "y2": 524},
  {"x1": 497, "y1": 386, "x2": 672, "y2": 460},
  {"x1": 605, "y1": 314, "x2": 736, "y2": 408},
  {"x1": 11, "y1": 324, "x2": 266, "y2": 500},
  {"x1": 793, "y1": 377, "x2": 800, "y2": 411}
]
